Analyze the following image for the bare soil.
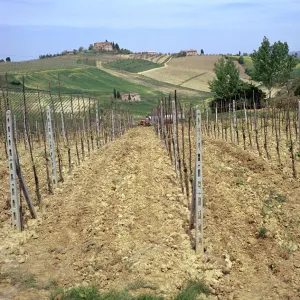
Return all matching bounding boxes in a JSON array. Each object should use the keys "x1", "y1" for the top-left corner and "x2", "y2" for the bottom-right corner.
[{"x1": 0, "y1": 127, "x2": 300, "y2": 299}]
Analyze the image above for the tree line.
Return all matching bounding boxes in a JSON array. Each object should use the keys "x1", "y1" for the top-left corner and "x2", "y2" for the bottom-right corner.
[
  {"x1": 39, "y1": 40, "x2": 131, "y2": 59},
  {"x1": 0, "y1": 57, "x2": 11, "y2": 62},
  {"x1": 209, "y1": 36, "x2": 299, "y2": 106}
]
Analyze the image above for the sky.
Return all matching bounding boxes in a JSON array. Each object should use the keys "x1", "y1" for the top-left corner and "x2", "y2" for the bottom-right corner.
[{"x1": 0, "y1": 0, "x2": 300, "y2": 61}]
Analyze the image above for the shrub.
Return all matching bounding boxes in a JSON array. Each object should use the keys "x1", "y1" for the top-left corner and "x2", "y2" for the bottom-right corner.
[{"x1": 238, "y1": 56, "x2": 244, "y2": 65}]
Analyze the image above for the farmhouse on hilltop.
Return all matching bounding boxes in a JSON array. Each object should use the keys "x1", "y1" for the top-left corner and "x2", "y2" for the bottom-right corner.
[
  {"x1": 182, "y1": 49, "x2": 197, "y2": 56},
  {"x1": 94, "y1": 42, "x2": 113, "y2": 52},
  {"x1": 121, "y1": 93, "x2": 141, "y2": 102}
]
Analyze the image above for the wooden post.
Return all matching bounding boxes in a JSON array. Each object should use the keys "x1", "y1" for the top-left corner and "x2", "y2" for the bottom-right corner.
[
  {"x1": 46, "y1": 106, "x2": 57, "y2": 185},
  {"x1": 172, "y1": 100, "x2": 179, "y2": 178}
]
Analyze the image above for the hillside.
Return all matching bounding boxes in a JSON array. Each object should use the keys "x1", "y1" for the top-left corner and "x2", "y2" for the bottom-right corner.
[
  {"x1": 0, "y1": 53, "x2": 131, "y2": 75},
  {"x1": 8, "y1": 68, "x2": 156, "y2": 98},
  {"x1": 1, "y1": 127, "x2": 299, "y2": 299},
  {"x1": 104, "y1": 59, "x2": 163, "y2": 73}
]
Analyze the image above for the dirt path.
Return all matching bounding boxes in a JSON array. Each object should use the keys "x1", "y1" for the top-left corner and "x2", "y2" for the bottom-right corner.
[
  {"x1": 1, "y1": 128, "x2": 299, "y2": 299},
  {"x1": 0, "y1": 128, "x2": 207, "y2": 299}
]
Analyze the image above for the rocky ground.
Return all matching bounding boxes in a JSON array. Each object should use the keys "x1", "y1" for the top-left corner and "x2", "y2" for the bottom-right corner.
[{"x1": 0, "y1": 127, "x2": 299, "y2": 299}]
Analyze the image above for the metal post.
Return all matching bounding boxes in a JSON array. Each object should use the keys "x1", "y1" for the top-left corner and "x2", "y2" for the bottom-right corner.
[
  {"x1": 195, "y1": 110, "x2": 204, "y2": 254},
  {"x1": 243, "y1": 101, "x2": 248, "y2": 122},
  {"x1": 6, "y1": 110, "x2": 21, "y2": 231},
  {"x1": 46, "y1": 106, "x2": 57, "y2": 185},
  {"x1": 172, "y1": 100, "x2": 178, "y2": 178},
  {"x1": 14, "y1": 114, "x2": 17, "y2": 142}
]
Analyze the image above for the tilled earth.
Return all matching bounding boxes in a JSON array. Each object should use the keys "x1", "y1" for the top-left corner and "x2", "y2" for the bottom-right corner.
[{"x1": 0, "y1": 127, "x2": 299, "y2": 300}]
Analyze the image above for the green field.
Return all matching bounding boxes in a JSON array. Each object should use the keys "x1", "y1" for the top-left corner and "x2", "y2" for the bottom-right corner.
[
  {"x1": 104, "y1": 59, "x2": 162, "y2": 73},
  {"x1": 0, "y1": 52, "x2": 126, "y2": 75},
  {"x1": 230, "y1": 55, "x2": 253, "y2": 70},
  {"x1": 7, "y1": 67, "x2": 158, "y2": 97}
]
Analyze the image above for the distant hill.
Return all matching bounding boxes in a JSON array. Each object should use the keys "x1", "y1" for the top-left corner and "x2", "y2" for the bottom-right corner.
[{"x1": 290, "y1": 51, "x2": 300, "y2": 57}]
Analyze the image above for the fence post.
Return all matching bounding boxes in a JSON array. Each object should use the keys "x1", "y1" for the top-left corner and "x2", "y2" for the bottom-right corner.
[
  {"x1": 6, "y1": 110, "x2": 21, "y2": 231},
  {"x1": 195, "y1": 109, "x2": 204, "y2": 254},
  {"x1": 46, "y1": 106, "x2": 57, "y2": 185}
]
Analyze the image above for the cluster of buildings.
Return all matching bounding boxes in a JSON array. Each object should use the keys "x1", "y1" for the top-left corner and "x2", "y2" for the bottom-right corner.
[{"x1": 121, "y1": 93, "x2": 141, "y2": 102}]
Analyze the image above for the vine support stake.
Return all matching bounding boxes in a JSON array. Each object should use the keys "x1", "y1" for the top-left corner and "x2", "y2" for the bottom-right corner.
[
  {"x1": 172, "y1": 100, "x2": 178, "y2": 178},
  {"x1": 6, "y1": 110, "x2": 21, "y2": 231},
  {"x1": 195, "y1": 109, "x2": 204, "y2": 254},
  {"x1": 46, "y1": 106, "x2": 57, "y2": 185}
]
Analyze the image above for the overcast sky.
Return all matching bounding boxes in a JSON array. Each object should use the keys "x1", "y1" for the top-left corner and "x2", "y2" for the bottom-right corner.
[{"x1": 1, "y1": 0, "x2": 300, "y2": 61}]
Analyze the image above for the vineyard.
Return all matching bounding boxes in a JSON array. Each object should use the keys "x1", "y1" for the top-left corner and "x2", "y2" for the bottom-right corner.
[
  {"x1": 103, "y1": 59, "x2": 163, "y2": 73},
  {"x1": 0, "y1": 79, "x2": 300, "y2": 299}
]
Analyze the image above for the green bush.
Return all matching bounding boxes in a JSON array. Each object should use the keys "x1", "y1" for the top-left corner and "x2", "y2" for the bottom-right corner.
[
  {"x1": 238, "y1": 56, "x2": 245, "y2": 65},
  {"x1": 294, "y1": 85, "x2": 300, "y2": 96}
]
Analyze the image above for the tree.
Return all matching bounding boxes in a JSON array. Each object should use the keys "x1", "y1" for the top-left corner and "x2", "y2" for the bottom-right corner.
[
  {"x1": 113, "y1": 88, "x2": 117, "y2": 99},
  {"x1": 78, "y1": 46, "x2": 84, "y2": 52},
  {"x1": 73, "y1": 49, "x2": 78, "y2": 55},
  {"x1": 295, "y1": 85, "x2": 300, "y2": 96},
  {"x1": 238, "y1": 56, "x2": 244, "y2": 65},
  {"x1": 117, "y1": 91, "x2": 121, "y2": 99},
  {"x1": 238, "y1": 51, "x2": 241, "y2": 56},
  {"x1": 88, "y1": 44, "x2": 93, "y2": 51},
  {"x1": 105, "y1": 39, "x2": 108, "y2": 42},
  {"x1": 201, "y1": 49, "x2": 204, "y2": 55},
  {"x1": 208, "y1": 56, "x2": 241, "y2": 100},
  {"x1": 6, "y1": 57, "x2": 11, "y2": 62},
  {"x1": 0, "y1": 59, "x2": 4, "y2": 63},
  {"x1": 128, "y1": 93, "x2": 131, "y2": 101},
  {"x1": 115, "y1": 43, "x2": 120, "y2": 51},
  {"x1": 250, "y1": 36, "x2": 298, "y2": 98}
]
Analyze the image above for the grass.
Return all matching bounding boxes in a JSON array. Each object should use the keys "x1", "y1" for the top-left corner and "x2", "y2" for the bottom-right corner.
[
  {"x1": 7, "y1": 68, "x2": 159, "y2": 98},
  {"x1": 104, "y1": 59, "x2": 162, "y2": 73},
  {"x1": 174, "y1": 280, "x2": 210, "y2": 300},
  {"x1": 50, "y1": 286, "x2": 163, "y2": 300},
  {"x1": 230, "y1": 56, "x2": 253, "y2": 70},
  {"x1": 49, "y1": 280, "x2": 210, "y2": 300},
  {"x1": 0, "y1": 272, "x2": 38, "y2": 289}
]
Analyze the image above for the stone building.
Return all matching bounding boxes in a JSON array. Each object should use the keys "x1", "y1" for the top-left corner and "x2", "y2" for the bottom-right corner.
[{"x1": 93, "y1": 42, "x2": 113, "y2": 52}]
